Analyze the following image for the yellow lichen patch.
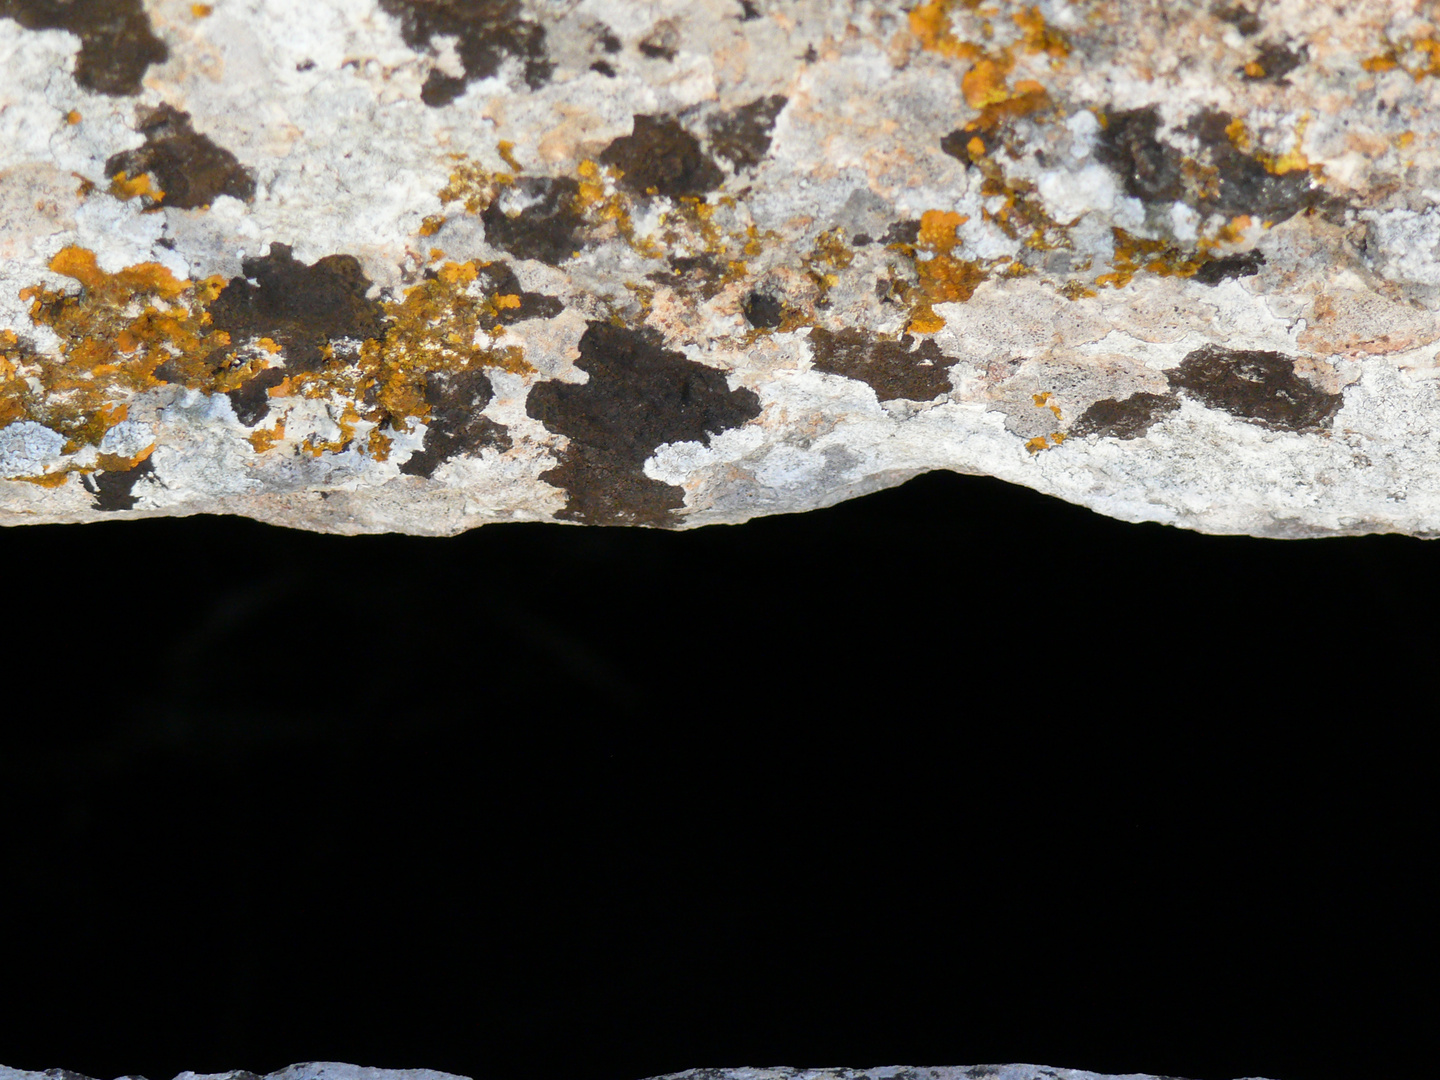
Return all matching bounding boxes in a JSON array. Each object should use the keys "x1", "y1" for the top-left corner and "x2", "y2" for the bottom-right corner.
[
  {"x1": 437, "y1": 155, "x2": 513, "y2": 214},
  {"x1": 1096, "y1": 228, "x2": 1207, "y2": 289},
  {"x1": 1253, "y1": 114, "x2": 1313, "y2": 176},
  {"x1": 1033, "y1": 391, "x2": 1062, "y2": 420},
  {"x1": 1025, "y1": 431, "x2": 1066, "y2": 453},
  {"x1": 907, "y1": 212, "x2": 987, "y2": 333},
  {"x1": 264, "y1": 260, "x2": 534, "y2": 458},
  {"x1": 1363, "y1": 32, "x2": 1440, "y2": 80},
  {"x1": 418, "y1": 214, "x2": 446, "y2": 237},
  {"x1": 962, "y1": 56, "x2": 1016, "y2": 109},
  {"x1": 1012, "y1": 6, "x2": 1068, "y2": 61},
  {"x1": 191, "y1": 3, "x2": 214, "y2": 16},
  {"x1": 909, "y1": 0, "x2": 984, "y2": 59},
  {"x1": 496, "y1": 140, "x2": 523, "y2": 172},
  {"x1": 65, "y1": 110, "x2": 81, "y2": 125},
  {"x1": 96, "y1": 441, "x2": 155, "y2": 473},
  {"x1": 10, "y1": 247, "x2": 236, "y2": 451},
  {"x1": 108, "y1": 170, "x2": 164, "y2": 207}
]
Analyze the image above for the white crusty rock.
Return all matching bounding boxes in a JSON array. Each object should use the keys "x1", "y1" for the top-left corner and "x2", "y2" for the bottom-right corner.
[
  {"x1": 3, "y1": 0, "x2": 1440, "y2": 537},
  {"x1": 0, "y1": 1066, "x2": 1278, "y2": 1080}
]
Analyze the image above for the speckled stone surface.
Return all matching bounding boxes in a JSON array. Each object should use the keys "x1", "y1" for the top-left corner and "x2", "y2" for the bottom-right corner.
[
  {"x1": 3, "y1": 0, "x2": 1440, "y2": 536},
  {"x1": 0, "y1": 1066, "x2": 1277, "y2": 1080}
]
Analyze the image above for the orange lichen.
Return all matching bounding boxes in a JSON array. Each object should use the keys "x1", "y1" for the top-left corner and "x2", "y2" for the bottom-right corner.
[
  {"x1": 1013, "y1": 6, "x2": 1069, "y2": 60},
  {"x1": 496, "y1": 140, "x2": 523, "y2": 172},
  {"x1": 5, "y1": 246, "x2": 537, "y2": 469},
  {"x1": 191, "y1": 3, "x2": 214, "y2": 16},
  {"x1": 1096, "y1": 228, "x2": 1209, "y2": 288},
  {"x1": 909, "y1": 0, "x2": 984, "y2": 59},
  {"x1": 10, "y1": 247, "x2": 234, "y2": 451},
  {"x1": 907, "y1": 210, "x2": 987, "y2": 333},
  {"x1": 437, "y1": 155, "x2": 513, "y2": 214},
  {"x1": 1363, "y1": 32, "x2": 1440, "y2": 79},
  {"x1": 108, "y1": 170, "x2": 164, "y2": 207},
  {"x1": 65, "y1": 110, "x2": 81, "y2": 125}
]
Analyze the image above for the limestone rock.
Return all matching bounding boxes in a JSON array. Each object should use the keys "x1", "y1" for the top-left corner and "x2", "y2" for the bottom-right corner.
[
  {"x1": 0, "y1": 1066, "x2": 1278, "y2": 1080},
  {"x1": 3, "y1": 0, "x2": 1440, "y2": 537}
]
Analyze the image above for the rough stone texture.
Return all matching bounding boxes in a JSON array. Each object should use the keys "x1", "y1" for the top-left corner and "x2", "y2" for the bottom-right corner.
[
  {"x1": 0, "y1": 1066, "x2": 1278, "y2": 1080},
  {"x1": 5, "y1": 1, "x2": 1440, "y2": 537}
]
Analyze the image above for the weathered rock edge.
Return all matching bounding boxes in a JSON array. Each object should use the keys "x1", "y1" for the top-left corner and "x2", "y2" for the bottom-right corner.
[
  {"x1": 6, "y1": 0, "x2": 1440, "y2": 538},
  {"x1": 0, "y1": 1064, "x2": 1278, "y2": 1080}
]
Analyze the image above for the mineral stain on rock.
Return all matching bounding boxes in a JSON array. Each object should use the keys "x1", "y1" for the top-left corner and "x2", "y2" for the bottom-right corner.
[
  {"x1": 105, "y1": 105, "x2": 256, "y2": 210},
  {"x1": 708, "y1": 95, "x2": 788, "y2": 171},
  {"x1": 208, "y1": 244, "x2": 386, "y2": 372},
  {"x1": 0, "y1": 0, "x2": 167, "y2": 96},
  {"x1": 808, "y1": 328, "x2": 954, "y2": 402},
  {"x1": 377, "y1": 0, "x2": 552, "y2": 104},
  {"x1": 1168, "y1": 345, "x2": 1343, "y2": 431},
  {"x1": 1096, "y1": 105, "x2": 1327, "y2": 225},
  {"x1": 1070, "y1": 392, "x2": 1181, "y2": 440},
  {"x1": 399, "y1": 369, "x2": 511, "y2": 478},
  {"x1": 82, "y1": 456, "x2": 153, "y2": 511},
  {"x1": 526, "y1": 322, "x2": 761, "y2": 525},
  {"x1": 480, "y1": 176, "x2": 585, "y2": 265},
  {"x1": 599, "y1": 116, "x2": 724, "y2": 199}
]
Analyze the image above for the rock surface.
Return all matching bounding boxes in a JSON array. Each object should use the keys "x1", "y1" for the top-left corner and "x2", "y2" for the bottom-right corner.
[
  {"x1": 3, "y1": 0, "x2": 1440, "y2": 537},
  {"x1": 0, "y1": 1066, "x2": 1277, "y2": 1080}
]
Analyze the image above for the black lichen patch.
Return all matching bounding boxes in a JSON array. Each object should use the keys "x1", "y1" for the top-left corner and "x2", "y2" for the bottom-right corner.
[
  {"x1": 940, "y1": 129, "x2": 975, "y2": 164},
  {"x1": 652, "y1": 253, "x2": 728, "y2": 300},
  {"x1": 1243, "y1": 41, "x2": 1306, "y2": 82},
  {"x1": 638, "y1": 21, "x2": 679, "y2": 61},
  {"x1": 1094, "y1": 106, "x2": 1184, "y2": 204},
  {"x1": 739, "y1": 0, "x2": 761, "y2": 19},
  {"x1": 227, "y1": 367, "x2": 287, "y2": 426},
  {"x1": 480, "y1": 176, "x2": 585, "y2": 265},
  {"x1": 742, "y1": 290, "x2": 784, "y2": 329},
  {"x1": 472, "y1": 261, "x2": 565, "y2": 324},
  {"x1": 82, "y1": 457, "x2": 154, "y2": 512},
  {"x1": 708, "y1": 96, "x2": 788, "y2": 172},
  {"x1": 1168, "y1": 345, "x2": 1343, "y2": 431},
  {"x1": 0, "y1": 0, "x2": 167, "y2": 96},
  {"x1": 420, "y1": 71, "x2": 469, "y2": 107},
  {"x1": 1097, "y1": 105, "x2": 1328, "y2": 225},
  {"x1": 590, "y1": 60, "x2": 616, "y2": 78},
  {"x1": 208, "y1": 244, "x2": 387, "y2": 372},
  {"x1": 377, "y1": 0, "x2": 551, "y2": 100},
  {"x1": 526, "y1": 321, "x2": 761, "y2": 526},
  {"x1": 104, "y1": 105, "x2": 255, "y2": 210},
  {"x1": 1192, "y1": 249, "x2": 1266, "y2": 285},
  {"x1": 880, "y1": 220, "x2": 921, "y2": 245},
  {"x1": 1213, "y1": 2, "x2": 1262, "y2": 35},
  {"x1": 599, "y1": 115, "x2": 724, "y2": 199},
  {"x1": 1070, "y1": 392, "x2": 1180, "y2": 440},
  {"x1": 808, "y1": 328, "x2": 954, "y2": 402},
  {"x1": 399, "y1": 369, "x2": 512, "y2": 478}
]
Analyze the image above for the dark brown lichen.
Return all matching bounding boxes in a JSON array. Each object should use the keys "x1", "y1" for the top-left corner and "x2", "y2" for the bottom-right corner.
[
  {"x1": 808, "y1": 328, "x2": 954, "y2": 402},
  {"x1": 1070, "y1": 392, "x2": 1181, "y2": 440},
  {"x1": 227, "y1": 368, "x2": 287, "y2": 427},
  {"x1": 82, "y1": 456, "x2": 153, "y2": 511},
  {"x1": 480, "y1": 176, "x2": 586, "y2": 265},
  {"x1": 708, "y1": 96, "x2": 788, "y2": 172},
  {"x1": 526, "y1": 321, "x2": 761, "y2": 526},
  {"x1": 599, "y1": 116, "x2": 724, "y2": 199},
  {"x1": 0, "y1": 0, "x2": 167, "y2": 96},
  {"x1": 1096, "y1": 105, "x2": 1328, "y2": 225},
  {"x1": 399, "y1": 369, "x2": 511, "y2": 477},
  {"x1": 377, "y1": 0, "x2": 552, "y2": 102},
  {"x1": 1192, "y1": 249, "x2": 1266, "y2": 285},
  {"x1": 1243, "y1": 41, "x2": 1306, "y2": 82},
  {"x1": 741, "y1": 290, "x2": 784, "y2": 329},
  {"x1": 105, "y1": 105, "x2": 255, "y2": 210},
  {"x1": 1168, "y1": 345, "x2": 1343, "y2": 431},
  {"x1": 208, "y1": 244, "x2": 387, "y2": 372}
]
